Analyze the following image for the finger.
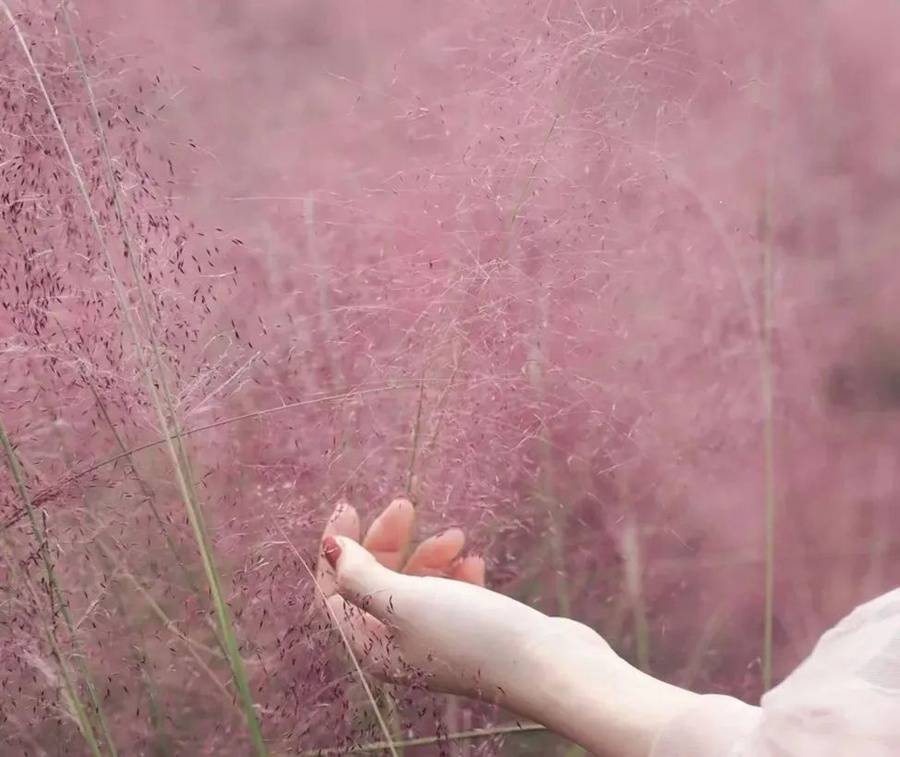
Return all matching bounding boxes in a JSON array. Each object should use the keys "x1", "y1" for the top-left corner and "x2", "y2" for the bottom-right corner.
[
  {"x1": 317, "y1": 502, "x2": 361, "y2": 594},
  {"x1": 403, "y1": 528, "x2": 466, "y2": 577},
  {"x1": 324, "y1": 501, "x2": 362, "y2": 541},
  {"x1": 362, "y1": 498, "x2": 415, "y2": 571},
  {"x1": 449, "y1": 555, "x2": 486, "y2": 587}
]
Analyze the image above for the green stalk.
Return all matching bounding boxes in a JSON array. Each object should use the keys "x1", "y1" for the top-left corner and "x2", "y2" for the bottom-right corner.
[
  {"x1": 528, "y1": 290, "x2": 572, "y2": 618},
  {"x1": 0, "y1": 540, "x2": 103, "y2": 756},
  {"x1": 760, "y1": 174, "x2": 777, "y2": 693},
  {"x1": 298, "y1": 723, "x2": 546, "y2": 755},
  {"x1": 51, "y1": 639, "x2": 106, "y2": 757},
  {"x1": 2, "y1": 6, "x2": 267, "y2": 752},
  {"x1": 0, "y1": 419, "x2": 115, "y2": 755},
  {"x1": 621, "y1": 518, "x2": 650, "y2": 673},
  {"x1": 65, "y1": 7, "x2": 266, "y2": 750},
  {"x1": 405, "y1": 369, "x2": 428, "y2": 497}
]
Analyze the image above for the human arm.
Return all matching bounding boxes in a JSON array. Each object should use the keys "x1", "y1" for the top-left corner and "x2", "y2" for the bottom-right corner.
[{"x1": 315, "y1": 498, "x2": 734, "y2": 757}]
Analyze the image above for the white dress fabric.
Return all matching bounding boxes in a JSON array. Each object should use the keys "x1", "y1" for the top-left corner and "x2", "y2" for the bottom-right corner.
[{"x1": 651, "y1": 589, "x2": 900, "y2": 756}]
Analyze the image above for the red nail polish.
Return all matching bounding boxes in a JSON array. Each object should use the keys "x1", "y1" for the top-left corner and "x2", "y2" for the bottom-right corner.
[{"x1": 322, "y1": 536, "x2": 341, "y2": 569}]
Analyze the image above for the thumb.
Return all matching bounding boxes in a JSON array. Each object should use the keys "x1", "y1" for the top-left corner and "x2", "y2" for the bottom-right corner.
[{"x1": 322, "y1": 535, "x2": 408, "y2": 623}]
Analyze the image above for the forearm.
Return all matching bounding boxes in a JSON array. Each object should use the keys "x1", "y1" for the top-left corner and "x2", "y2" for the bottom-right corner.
[
  {"x1": 320, "y1": 508, "x2": 760, "y2": 755},
  {"x1": 500, "y1": 619, "x2": 701, "y2": 757}
]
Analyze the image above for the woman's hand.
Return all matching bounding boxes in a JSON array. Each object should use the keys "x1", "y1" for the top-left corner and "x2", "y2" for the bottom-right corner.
[
  {"x1": 316, "y1": 497, "x2": 560, "y2": 700},
  {"x1": 316, "y1": 497, "x2": 703, "y2": 757}
]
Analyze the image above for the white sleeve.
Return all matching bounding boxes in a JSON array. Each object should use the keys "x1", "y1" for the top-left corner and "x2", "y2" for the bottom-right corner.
[
  {"x1": 649, "y1": 694, "x2": 761, "y2": 757},
  {"x1": 652, "y1": 588, "x2": 900, "y2": 757}
]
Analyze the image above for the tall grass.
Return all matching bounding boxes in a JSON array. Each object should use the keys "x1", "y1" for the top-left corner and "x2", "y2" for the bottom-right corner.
[
  {"x1": 65, "y1": 5, "x2": 268, "y2": 751},
  {"x1": 2, "y1": 1, "x2": 899, "y2": 753},
  {"x1": 2, "y1": 3, "x2": 266, "y2": 752},
  {"x1": 760, "y1": 153, "x2": 778, "y2": 693},
  {"x1": 0, "y1": 418, "x2": 114, "y2": 756}
]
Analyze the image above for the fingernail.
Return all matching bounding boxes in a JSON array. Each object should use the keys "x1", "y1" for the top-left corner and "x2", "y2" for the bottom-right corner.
[{"x1": 322, "y1": 536, "x2": 341, "y2": 569}]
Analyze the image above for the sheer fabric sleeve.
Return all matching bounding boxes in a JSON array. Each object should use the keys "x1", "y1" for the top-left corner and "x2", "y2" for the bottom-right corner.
[
  {"x1": 649, "y1": 693, "x2": 761, "y2": 757},
  {"x1": 650, "y1": 588, "x2": 900, "y2": 757}
]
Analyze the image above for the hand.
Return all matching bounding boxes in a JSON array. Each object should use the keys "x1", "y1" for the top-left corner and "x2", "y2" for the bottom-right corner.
[
  {"x1": 315, "y1": 497, "x2": 558, "y2": 700},
  {"x1": 316, "y1": 497, "x2": 702, "y2": 757}
]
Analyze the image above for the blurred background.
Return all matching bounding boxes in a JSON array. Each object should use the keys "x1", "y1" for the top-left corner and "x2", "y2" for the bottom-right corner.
[{"x1": 1, "y1": 0, "x2": 899, "y2": 754}]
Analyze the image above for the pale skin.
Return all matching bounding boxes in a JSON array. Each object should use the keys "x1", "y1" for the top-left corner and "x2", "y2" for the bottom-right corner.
[{"x1": 316, "y1": 498, "x2": 702, "y2": 757}]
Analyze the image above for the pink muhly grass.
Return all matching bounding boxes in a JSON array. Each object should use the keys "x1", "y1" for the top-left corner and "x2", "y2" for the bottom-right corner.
[{"x1": 1, "y1": 1, "x2": 899, "y2": 754}]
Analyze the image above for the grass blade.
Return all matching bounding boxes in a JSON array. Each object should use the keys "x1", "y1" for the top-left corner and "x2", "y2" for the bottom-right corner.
[
  {"x1": 0, "y1": 418, "x2": 116, "y2": 755},
  {"x1": 1, "y1": 4, "x2": 268, "y2": 752}
]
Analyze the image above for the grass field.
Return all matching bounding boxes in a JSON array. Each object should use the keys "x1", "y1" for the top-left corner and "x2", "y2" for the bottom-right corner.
[{"x1": 1, "y1": 1, "x2": 898, "y2": 754}]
